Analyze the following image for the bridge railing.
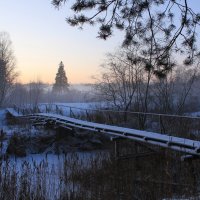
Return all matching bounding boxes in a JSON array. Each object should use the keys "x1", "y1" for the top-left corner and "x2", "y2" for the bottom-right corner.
[{"x1": 12, "y1": 104, "x2": 200, "y2": 141}]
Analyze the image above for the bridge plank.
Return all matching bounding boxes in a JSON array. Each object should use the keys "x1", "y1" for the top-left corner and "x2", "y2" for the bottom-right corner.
[{"x1": 6, "y1": 109, "x2": 200, "y2": 156}]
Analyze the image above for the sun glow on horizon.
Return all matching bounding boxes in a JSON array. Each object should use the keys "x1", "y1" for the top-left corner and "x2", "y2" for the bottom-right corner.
[{"x1": 0, "y1": 0, "x2": 123, "y2": 85}]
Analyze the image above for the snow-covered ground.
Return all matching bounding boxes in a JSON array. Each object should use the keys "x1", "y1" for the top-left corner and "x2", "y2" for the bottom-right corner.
[
  {"x1": 15, "y1": 102, "x2": 109, "y2": 117},
  {"x1": 1, "y1": 108, "x2": 199, "y2": 199},
  {"x1": 12, "y1": 151, "x2": 107, "y2": 169},
  {"x1": 41, "y1": 102, "x2": 106, "y2": 110},
  {"x1": 0, "y1": 107, "x2": 110, "y2": 156},
  {"x1": 0, "y1": 109, "x2": 43, "y2": 155},
  {"x1": 187, "y1": 111, "x2": 200, "y2": 117},
  {"x1": 17, "y1": 102, "x2": 106, "y2": 112}
]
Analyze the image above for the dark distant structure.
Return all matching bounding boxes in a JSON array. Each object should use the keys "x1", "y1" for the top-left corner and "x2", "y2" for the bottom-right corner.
[{"x1": 53, "y1": 61, "x2": 69, "y2": 94}]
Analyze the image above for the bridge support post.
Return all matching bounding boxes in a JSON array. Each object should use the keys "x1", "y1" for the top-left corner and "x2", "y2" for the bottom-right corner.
[
  {"x1": 111, "y1": 137, "x2": 158, "y2": 160},
  {"x1": 114, "y1": 140, "x2": 119, "y2": 159}
]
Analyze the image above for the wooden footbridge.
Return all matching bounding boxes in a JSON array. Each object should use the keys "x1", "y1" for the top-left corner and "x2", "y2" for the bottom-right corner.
[{"x1": 6, "y1": 104, "x2": 200, "y2": 158}]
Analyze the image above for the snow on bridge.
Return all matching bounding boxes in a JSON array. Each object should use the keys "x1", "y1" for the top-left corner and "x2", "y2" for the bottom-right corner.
[{"x1": 6, "y1": 107, "x2": 200, "y2": 157}]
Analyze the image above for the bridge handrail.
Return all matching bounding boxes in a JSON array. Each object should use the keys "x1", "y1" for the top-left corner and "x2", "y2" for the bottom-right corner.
[
  {"x1": 12, "y1": 103, "x2": 200, "y2": 120},
  {"x1": 37, "y1": 103, "x2": 200, "y2": 120}
]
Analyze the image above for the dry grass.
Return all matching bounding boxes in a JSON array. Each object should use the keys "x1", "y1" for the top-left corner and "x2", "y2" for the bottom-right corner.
[
  {"x1": 5, "y1": 108, "x2": 200, "y2": 199},
  {"x1": 0, "y1": 144, "x2": 199, "y2": 200}
]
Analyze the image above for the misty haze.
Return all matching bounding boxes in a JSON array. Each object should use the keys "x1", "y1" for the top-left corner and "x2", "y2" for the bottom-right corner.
[{"x1": 1, "y1": 0, "x2": 200, "y2": 199}]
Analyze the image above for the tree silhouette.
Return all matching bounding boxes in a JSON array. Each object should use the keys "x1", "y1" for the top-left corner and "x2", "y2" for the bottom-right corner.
[
  {"x1": 53, "y1": 61, "x2": 69, "y2": 94},
  {"x1": 52, "y1": 0, "x2": 200, "y2": 77},
  {"x1": 0, "y1": 32, "x2": 18, "y2": 107}
]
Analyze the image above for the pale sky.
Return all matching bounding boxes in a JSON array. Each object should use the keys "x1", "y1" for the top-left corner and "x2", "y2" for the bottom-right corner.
[
  {"x1": 0, "y1": 0, "x2": 123, "y2": 84},
  {"x1": 0, "y1": 0, "x2": 199, "y2": 84}
]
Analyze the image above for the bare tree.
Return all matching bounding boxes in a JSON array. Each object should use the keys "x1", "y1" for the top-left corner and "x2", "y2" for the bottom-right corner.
[
  {"x1": 7, "y1": 83, "x2": 29, "y2": 107},
  {"x1": 96, "y1": 45, "x2": 159, "y2": 113},
  {"x1": 152, "y1": 70, "x2": 175, "y2": 113},
  {"x1": 95, "y1": 46, "x2": 155, "y2": 121},
  {"x1": 28, "y1": 81, "x2": 44, "y2": 107},
  {"x1": 0, "y1": 32, "x2": 18, "y2": 107},
  {"x1": 151, "y1": 65, "x2": 199, "y2": 114},
  {"x1": 174, "y1": 66, "x2": 198, "y2": 114}
]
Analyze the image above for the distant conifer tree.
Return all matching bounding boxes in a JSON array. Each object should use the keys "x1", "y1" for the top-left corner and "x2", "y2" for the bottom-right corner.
[{"x1": 53, "y1": 61, "x2": 69, "y2": 93}]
